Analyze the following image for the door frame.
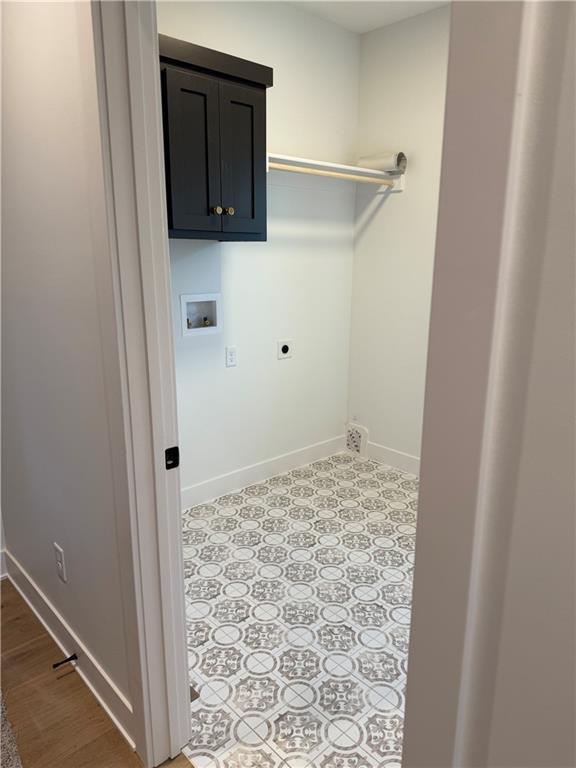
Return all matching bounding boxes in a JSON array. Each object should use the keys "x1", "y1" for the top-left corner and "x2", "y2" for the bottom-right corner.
[
  {"x1": 92, "y1": 2, "x2": 190, "y2": 764},
  {"x1": 94, "y1": 1, "x2": 556, "y2": 766}
]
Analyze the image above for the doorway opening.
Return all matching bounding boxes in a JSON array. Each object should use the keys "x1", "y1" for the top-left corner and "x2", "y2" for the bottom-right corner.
[{"x1": 157, "y1": 3, "x2": 450, "y2": 765}]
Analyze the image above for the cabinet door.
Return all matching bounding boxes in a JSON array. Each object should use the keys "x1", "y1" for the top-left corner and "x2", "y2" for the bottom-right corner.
[
  {"x1": 163, "y1": 67, "x2": 222, "y2": 233},
  {"x1": 219, "y1": 82, "x2": 266, "y2": 237}
]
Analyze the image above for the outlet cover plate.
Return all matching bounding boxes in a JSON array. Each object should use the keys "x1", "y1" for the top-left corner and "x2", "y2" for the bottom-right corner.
[
  {"x1": 54, "y1": 542, "x2": 67, "y2": 583},
  {"x1": 277, "y1": 339, "x2": 294, "y2": 359}
]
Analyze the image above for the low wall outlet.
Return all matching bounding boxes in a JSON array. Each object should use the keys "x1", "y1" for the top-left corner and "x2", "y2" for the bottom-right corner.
[
  {"x1": 277, "y1": 339, "x2": 293, "y2": 359},
  {"x1": 54, "y1": 542, "x2": 67, "y2": 583},
  {"x1": 225, "y1": 346, "x2": 237, "y2": 368}
]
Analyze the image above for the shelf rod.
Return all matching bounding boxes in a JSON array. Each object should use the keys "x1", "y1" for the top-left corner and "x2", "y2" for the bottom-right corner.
[{"x1": 268, "y1": 161, "x2": 395, "y2": 187}]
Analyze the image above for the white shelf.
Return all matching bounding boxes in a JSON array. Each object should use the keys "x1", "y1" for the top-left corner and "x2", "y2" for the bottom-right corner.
[{"x1": 267, "y1": 153, "x2": 403, "y2": 190}]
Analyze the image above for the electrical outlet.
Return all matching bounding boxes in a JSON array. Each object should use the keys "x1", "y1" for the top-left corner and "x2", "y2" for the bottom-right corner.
[
  {"x1": 225, "y1": 346, "x2": 237, "y2": 367},
  {"x1": 54, "y1": 543, "x2": 67, "y2": 583},
  {"x1": 277, "y1": 339, "x2": 293, "y2": 359}
]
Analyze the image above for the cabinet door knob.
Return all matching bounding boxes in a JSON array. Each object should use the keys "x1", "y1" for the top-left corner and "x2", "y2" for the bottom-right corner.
[
  {"x1": 211, "y1": 205, "x2": 223, "y2": 215},
  {"x1": 224, "y1": 206, "x2": 235, "y2": 216}
]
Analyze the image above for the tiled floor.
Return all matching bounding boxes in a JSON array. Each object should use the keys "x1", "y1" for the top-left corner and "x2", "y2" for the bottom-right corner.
[{"x1": 181, "y1": 453, "x2": 418, "y2": 768}]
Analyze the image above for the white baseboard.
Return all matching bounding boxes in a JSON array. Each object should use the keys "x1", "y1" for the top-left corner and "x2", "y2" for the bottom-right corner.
[
  {"x1": 1, "y1": 550, "x2": 6, "y2": 580},
  {"x1": 181, "y1": 436, "x2": 346, "y2": 508},
  {"x1": 367, "y1": 441, "x2": 420, "y2": 475},
  {"x1": 4, "y1": 550, "x2": 136, "y2": 750}
]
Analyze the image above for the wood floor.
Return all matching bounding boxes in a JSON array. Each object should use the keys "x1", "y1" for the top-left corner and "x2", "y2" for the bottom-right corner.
[{"x1": 1, "y1": 578, "x2": 190, "y2": 768}]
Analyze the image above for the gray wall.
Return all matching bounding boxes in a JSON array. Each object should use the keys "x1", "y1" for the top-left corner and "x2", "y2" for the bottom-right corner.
[
  {"x1": 2, "y1": 0, "x2": 134, "y2": 710},
  {"x1": 404, "y1": 3, "x2": 575, "y2": 766},
  {"x1": 485, "y1": 3, "x2": 575, "y2": 764}
]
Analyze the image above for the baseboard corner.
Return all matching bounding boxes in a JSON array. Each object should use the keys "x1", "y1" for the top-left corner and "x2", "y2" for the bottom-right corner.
[{"x1": 367, "y1": 441, "x2": 420, "y2": 474}]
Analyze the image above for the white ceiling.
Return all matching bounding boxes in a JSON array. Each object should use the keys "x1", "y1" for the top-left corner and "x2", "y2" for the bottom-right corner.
[{"x1": 295, "y1": 1, "x2": 447, "y2": 34}]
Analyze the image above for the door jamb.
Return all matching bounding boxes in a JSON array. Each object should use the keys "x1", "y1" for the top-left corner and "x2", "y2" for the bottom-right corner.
[{"x1": 92, "y1": 2, "x2": 190, "y2": 764}]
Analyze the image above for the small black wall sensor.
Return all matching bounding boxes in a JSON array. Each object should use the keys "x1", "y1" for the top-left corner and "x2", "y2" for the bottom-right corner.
[{"x1": 165, "y1": 446, "x2": 180, "y2": 470}]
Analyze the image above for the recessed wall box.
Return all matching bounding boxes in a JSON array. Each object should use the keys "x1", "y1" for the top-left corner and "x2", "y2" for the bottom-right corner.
[{"x1": 181, "y1": 293, "x2": 221, "y2": 336}]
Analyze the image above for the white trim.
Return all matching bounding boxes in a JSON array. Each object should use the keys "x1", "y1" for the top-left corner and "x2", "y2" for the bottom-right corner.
[
  {"x1": 181, "y1": 437, "x2": 346, "y2": 508},
  {"x1": 80, "y1": 3, "x2": 151, "y2": 763},
  {"x1": 366, "y1": 441, "x2": 420, "y2": 475},
  {"x1": 123, "y1": 1, "x2": 190, "y2": 756},
  {"x1": 94, "y1": 2, "x2": 191, "y2": 766},
  {"x1": 92, "y1": 2, "x2": 190, "y2": 764},
  {"x1": 5, "y1": 550, "x2": 135, "y2": 748}
]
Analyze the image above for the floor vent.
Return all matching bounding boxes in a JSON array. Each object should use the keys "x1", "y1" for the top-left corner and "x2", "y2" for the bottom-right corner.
[{"x1": 346, "y1": 423, "x2": 368, "y2": 455}]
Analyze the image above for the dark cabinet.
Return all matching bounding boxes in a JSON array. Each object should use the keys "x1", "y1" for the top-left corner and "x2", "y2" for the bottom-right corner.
[
  {"x1": 160, "y1": 36, "x2": 272, "y2": 242},
  {"x1": 220, "y1": 83, "x2": 266, "y2": 237},
  {"x1": 163, "y1": 68, "x2": 221, "y2": 234}
]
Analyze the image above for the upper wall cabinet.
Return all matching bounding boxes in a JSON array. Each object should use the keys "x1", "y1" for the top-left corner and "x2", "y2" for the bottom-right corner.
[{"x1": 159, "y1": 35, "x2": 273, "y2": 242}]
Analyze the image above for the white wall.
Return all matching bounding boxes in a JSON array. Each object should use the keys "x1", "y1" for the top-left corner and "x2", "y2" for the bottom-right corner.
[
  {"x1": 349, "y1": 7, "x2": 450, "y2": 468},
  {"x1": 1, "y1": 0, "x2": 140, "y2": 742},
  {"x1": 158, "y1": 3, "x2": 449, "y2": 495},
  {"x1": 158, "y1": 3, "x2": 360, "y2": 501},
  {"x1": 157, "y1": 1, "x2": 359, "y2": 163},
  {"x1": 173, "y1": 175, "x2": 355, "y2": 503}
]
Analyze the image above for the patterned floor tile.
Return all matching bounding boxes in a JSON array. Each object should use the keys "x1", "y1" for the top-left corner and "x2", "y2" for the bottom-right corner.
[
  {"x1": 182, "y1": 453, "x2": 418, "y2": 768},
  {"x1": 271, "y1": 707, "x2": 326, "y2": 758},
  {"x1": 316, "y1": 677, "x2": 366, "y2": 717}
]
